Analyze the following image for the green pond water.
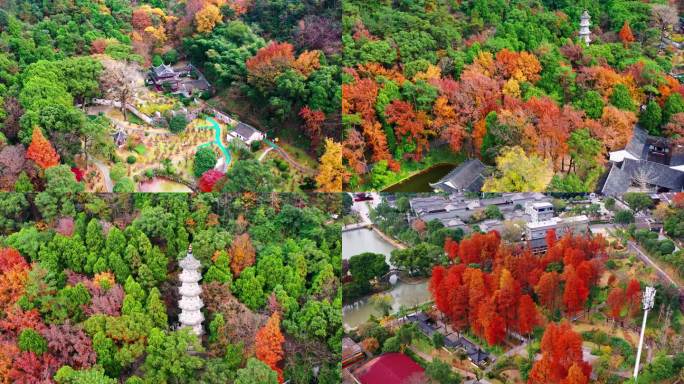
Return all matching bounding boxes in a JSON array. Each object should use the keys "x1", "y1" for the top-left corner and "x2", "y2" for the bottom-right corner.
[{"x1": 382, "y1": 163, "x2": 456, "y2": 193}]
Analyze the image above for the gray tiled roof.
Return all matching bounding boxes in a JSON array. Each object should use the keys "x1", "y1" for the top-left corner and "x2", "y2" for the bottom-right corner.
[
  {"x1": 601, "y1": 159, "x2": 684, "y2": 195},
  {"x1": 621, "y1": 158, "x2": 684, "y2": 190},
  {"x1": 430, "y1": 159, "x2": 487, "y2": 193},
  {"x1": 600, "y1": 163, "x2": 632, "y2": 196},
  {"x1": 234, "y1": 122, "x2": 260, "y2": 139}
]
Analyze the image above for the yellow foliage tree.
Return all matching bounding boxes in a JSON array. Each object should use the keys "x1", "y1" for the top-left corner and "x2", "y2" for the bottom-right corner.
[
  {"x1": 293, "y1": 50, "x2": 321, "y2": 77},
  {"x1": 195, "y1": 4, "x2": 223, "y2": 33},
  {"x1": 482, "y1": 146, "x2": 553, "y2": 192},
  {"x1": 502, "y1": 79, "x2": 521, "y2": 98},
  {"x1": 316, "y1": 138, "x2": 346, "y2": 192}
]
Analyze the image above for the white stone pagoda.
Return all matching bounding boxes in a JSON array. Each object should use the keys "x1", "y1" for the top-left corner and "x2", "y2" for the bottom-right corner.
[
  {"x1": 178, "y1": 244, "x2": 204, "y2": 336},
  {"x1": 579, "y1": 10, "x2": 592, "y2": 45}
]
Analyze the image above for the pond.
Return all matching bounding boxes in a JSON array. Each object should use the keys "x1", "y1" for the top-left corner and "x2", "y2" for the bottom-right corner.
[
  {"x1": 343, "y1": 228, "x2": 397, "y2": 267},
  {"x1": 138, "y1": 178, "x2": 193, "y2": 193},
  {"x1": 343, "y1": 280, "x2": 431, "y2": 329},
  {"x1": 342, "y1": 228, "x2": 431, "y2": 329},
  {"x1": 382, "y1": 163, "x2": 456, "y2": 193}
]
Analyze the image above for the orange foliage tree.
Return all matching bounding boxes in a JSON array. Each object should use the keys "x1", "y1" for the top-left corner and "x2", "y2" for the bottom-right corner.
[
  {"x1": 255, "y1": 312, "x2": 285, "y2": 383},
  {"x1": 619, "y1": 21, "x2": 635, "y2": 45},
  {"x1": 246, "y1": 42, "x2": 295, "y2": 85},
  {"x1": 529, "y1": 321, "x2": 591, "y2": 384},
  {"x1": 26, "y1": 128, "x2": 60, "y2": 169},
  {"x1": 229, "y1": 233, "x2": 256, "y2": 277},
  {"x1": 299, "y1": 106, "x2": 325, "y2": 150}
]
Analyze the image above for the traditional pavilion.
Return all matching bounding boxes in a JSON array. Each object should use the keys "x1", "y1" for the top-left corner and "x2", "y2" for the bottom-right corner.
[
  {"x1": 579, "y1": 10, "x2": 592, "y2": 45},
  {"x1": 178, "y1": 244, "x2": 204, "y2": 336}
]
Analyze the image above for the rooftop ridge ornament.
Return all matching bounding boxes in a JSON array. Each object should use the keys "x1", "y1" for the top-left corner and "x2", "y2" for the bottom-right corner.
[
  {"x1": 178, "y1": 244, "x2": 204, "y2": 336},
  {"x1": 579, "y1": 10, "x2": 592, "y2": 46}
]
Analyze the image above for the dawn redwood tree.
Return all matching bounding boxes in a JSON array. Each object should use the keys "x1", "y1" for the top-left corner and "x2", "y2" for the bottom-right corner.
[
  {"x1": 230, "y1": 233, "x2": 256, "y2": 277},
  {"x1": 619, "y1": 21, "x2": 635, "y2": 45},
  {"x1": 535, "y1": 271, "x2": 562, "y2": 313},
  {"x1": 299, "y1": 106, "x2": 325, "y2": 150},
  {"x1": 255, "y1": 312, "x2": 285, "y2": 383},
  {"x1": 517, "y1": 294, "x2": 541, "y2": 337},
  {"x1": 607, "y1": 286, "x2": 626, "y2": 323},
  {"x1": 26, "y1": 129, "x2": 60, "y2": 169},
  {"x1": 529, "y1": 321, "x2": 591, "y2": 384},
  {"x1": 562, "y1": 266, "x2": 589, "y2": 315},
  {"x1": 560, "y1": 363, "x2": 589, "y2": 384}
]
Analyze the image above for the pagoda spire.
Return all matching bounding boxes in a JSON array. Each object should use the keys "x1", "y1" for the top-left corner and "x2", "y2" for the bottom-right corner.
[
  {"x1": 579, "y1": 10, "x2": 592, "y2": 45},
  {"x1": 178, "y1": 244, "x2": 204, "y2": 336}
]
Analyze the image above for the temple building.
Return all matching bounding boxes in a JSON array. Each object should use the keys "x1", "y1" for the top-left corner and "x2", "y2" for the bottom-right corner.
[
  {"x1": 178, "y1": 245, "x2": 204, "y2": 336},
  {"x1": 601, "y1": 126, "x2": 684, "y2": 195}
]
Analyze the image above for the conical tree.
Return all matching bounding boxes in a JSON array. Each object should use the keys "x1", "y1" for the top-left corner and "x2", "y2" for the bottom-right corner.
[{"x1": 26, "y1": 128, "x2": 59, "y2": 169}]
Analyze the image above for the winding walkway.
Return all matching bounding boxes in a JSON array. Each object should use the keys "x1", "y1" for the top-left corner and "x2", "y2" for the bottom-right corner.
[
  {"x1": 197, "y1": 117, "x2": 231, "y2": 168},
  {"x1": 89, "y1": 156, "x2": 113, "y2": 192}
]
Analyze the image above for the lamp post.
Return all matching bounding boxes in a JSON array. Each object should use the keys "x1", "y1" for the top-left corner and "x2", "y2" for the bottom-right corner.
[{"x1": 633, "y1": 286, "x2": 656, "y2": 383}]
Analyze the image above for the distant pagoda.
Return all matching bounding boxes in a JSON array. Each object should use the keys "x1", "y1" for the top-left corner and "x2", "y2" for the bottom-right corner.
[
  {"x1": 178, "y1": 244, "x2": 204, "y2": 336},
  {"x1": 579, "y1": 10, "x2": 592, "y2": 45}
]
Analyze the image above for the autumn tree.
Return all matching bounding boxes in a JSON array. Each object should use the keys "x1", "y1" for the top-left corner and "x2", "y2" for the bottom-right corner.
[
  {"x1": 562, "y1": 266, "x2": 589, "y2": 315},
  {"x1": 299, "y1": 106, "x2": 325, "y2": 150},
  {"x1": 195, "y1": 4, "x2": 223, "y2": 34},
  {"x1": 0, "y1": 248, "x2": 27, "y2": 273},
  {"x1": 198, "y1": 170, "x2": 224, "y2": 193},
  {"x1": 535, "y1": 271, "x2": 562, "y2": 313},
  {"x1": 482, "y1": 146, "x2": 553, "y2": 192},
  {"x1": 593, "y1": 106, "x2": 636, "y2": 151},
  {"x1": 255, "y1": 312, "x2": 285, "y2": 383},
  {"x1": 316, "y1": 139, "x2": 346, "y2": 192},
  {"x1": 619, "y1": 21, "x2": 635, "y2": 45},
  {"x1": 230, "y1": 233, "x2": 256, "y2": 277},
  {"x1": 385, "y1": 100, "x2": 429, "y2": 160},
  {"x1": 560, "y1": 363, "x2": 589, "y2": 384},
  {"x1": 26, "y1": 128, "x2": 60, "y2": 169},
  {"x1": 607, "y1": 286, "x2": 626, "y2": 323},
  {"x1": 517, "y1": 294, "x2": 540, "y2": 337},
  {"x1": 529, "y1": 322, "x2": 591, "y2": 384},
  {"x1": 246, "y1": 42, "x2": 295, "y2": 86}
]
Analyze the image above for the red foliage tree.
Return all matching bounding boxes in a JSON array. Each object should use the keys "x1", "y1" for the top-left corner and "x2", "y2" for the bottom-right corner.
[
  {"x1": 625, "y1": 278, "x2": 641, "y2": 317},
  {"x1": 562, "y1": 266, "x2": 589, "y2": 315},
  {"x1": 8, "y1": 351, "x2": 58, "y2": 384},
  {"x1": 26, "y1": 129, "x2": 60, "y2": 169},
  {"x1": 517, "y1": 294, "x2": 541, "y2": 336},
  {"x1": 90, "y1": 39, "x2": 108, "y2": 54},
  {"x1": 607, "y1": 286, "x2": 626, "y2": 322},
  {"x1": 246, "y1": 42, "x2": 295, "y2": 84},
  {"x1": 198, "y1": 170, "x2": 225, "y2": 193},
  {"x1": 458, "y1": 231, "x2": 500, "y2": 267},
  {"x1": 619, "y1": 21, "x2": 635, "y2": 45},
  {"x1": 535, "y1": 271, "x2": 562, "y2": 313},
  {"x1": 299, "y1": 106, "x2": 325, "y2": 150},
  {"x1": 444, "y1": 238, "x2": 459, "y2": 261},
  {"x1": 342, "y1": 76, "x2": 390, "y2": 162},
  {"x1": 385, "y1": 100, "x2": 429, "y2": 160},
  {"x1": 529, "y1": 322, "x2": 591, "y2": 384},
  {"x1": 255, "y1": 312, "x2": 285, "y2": 383},
  {"x1": 131, "y1": 8, "x2": 153, "y2": 30},
  {"x1": 42, "y1": 323, "x2": 96, "y2": 369},
  {"x1": 560, "y1": 363, "x2": 589, "y2": 384},
  {"x1": 0, "y1": 248, "x2": 27, "y2": 274}
]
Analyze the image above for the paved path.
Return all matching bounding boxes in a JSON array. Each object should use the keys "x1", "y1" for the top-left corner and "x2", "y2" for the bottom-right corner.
[
  {"x1": 198, "y1": 117, "x2": 231, "y2": 168},
  {"x1": 258, "y1": 147, "x2": 274, "y2": 162},
  {"x1": 628, "y1": 241, "x2": 680, "y2": 288},
  {"x1": 89, "y1": 156, "x2": 113, "y2": 192}
]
